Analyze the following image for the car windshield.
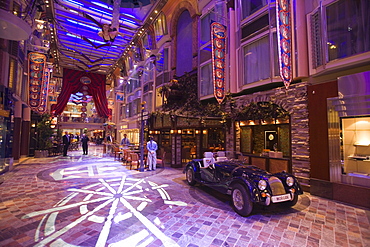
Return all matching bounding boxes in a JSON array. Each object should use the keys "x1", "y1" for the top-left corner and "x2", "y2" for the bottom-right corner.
[{"x1": 211, "y1": 151, "x2": 245, "y2": 163}]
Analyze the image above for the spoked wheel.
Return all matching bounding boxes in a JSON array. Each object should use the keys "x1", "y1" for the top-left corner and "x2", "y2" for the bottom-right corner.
[
  {"x1": 186, "y1": 167, "x2": 196, "y2": 186},
  {"x1": 231, "y1": 184, "x2": 253, "y2": 217}
]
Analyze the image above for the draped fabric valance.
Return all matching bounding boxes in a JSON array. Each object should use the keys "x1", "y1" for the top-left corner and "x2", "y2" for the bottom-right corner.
[{"x1": 51, "y1": 68, "x2": 109, "y2": 118}]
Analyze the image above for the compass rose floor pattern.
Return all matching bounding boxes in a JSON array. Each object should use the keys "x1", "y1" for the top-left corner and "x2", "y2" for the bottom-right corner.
[{"x1": 0, "y1": 147, "x2": 369, "y2": 247}]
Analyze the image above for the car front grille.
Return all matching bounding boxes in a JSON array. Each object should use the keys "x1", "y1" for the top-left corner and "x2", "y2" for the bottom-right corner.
[{"x1": 269, "y1": 176, "x2": 286, "y2": 195}]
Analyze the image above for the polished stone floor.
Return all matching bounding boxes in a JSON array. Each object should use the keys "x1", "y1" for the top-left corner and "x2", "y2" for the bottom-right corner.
[{"x1": 0, "y1": 145, "x2": 369, "y2": 247}]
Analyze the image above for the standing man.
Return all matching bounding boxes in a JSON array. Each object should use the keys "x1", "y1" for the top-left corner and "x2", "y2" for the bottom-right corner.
[
  {"x1": 146, "y1": 136, "x2": 158, "y2": 171},
  {"x1": 62, "y1": 131, "x2": 70, "y2": 156},
  {"x1": 81, "y1": 134, "x2": 89, "y2": 155},
  {"x1": 120, "y1": 134, "x2": 130, "y2": 149},
  {"x1": 106, "y1": 134, "x2": 113, "y2": 143}
]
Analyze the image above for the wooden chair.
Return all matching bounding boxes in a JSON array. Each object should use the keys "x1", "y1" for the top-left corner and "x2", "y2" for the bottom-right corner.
[
  {"x1": 122, "y1": 150, "x2": 131, "y2": 166},
  {"x1": 113, "y1": 146, "x2": 122, "y2": 161},
  {"x1": 156, "y1": 151, "x2": 166, "y2": 168},
  {"x1": 130, "y1": 152, "x2": 140, "y2": 170}
]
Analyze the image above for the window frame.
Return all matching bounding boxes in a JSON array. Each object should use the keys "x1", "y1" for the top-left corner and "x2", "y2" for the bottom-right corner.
[
  {"x1": 239, "y1": 30, "x2": 280, "y2": 89},
  {"x1": 198, "y1": 7, "x2": 217, "y2": 100},
  {"x1": 153, "y1": 12, "x2": 168, "y2": 42},
  {"x1": 307, "y1": 0, "x2": 370, "y2": 75}
]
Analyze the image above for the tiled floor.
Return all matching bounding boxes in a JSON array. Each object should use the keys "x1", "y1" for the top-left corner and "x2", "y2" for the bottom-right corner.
[{"x1": 0, "y1": 145, "x2": 369, "y2": 247}]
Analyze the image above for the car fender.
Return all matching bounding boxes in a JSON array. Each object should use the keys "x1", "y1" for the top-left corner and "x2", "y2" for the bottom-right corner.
[
  {"x1": 273, "y1": 172, "x2": 304, "y2": 195},
  {"x1": 228, "y1": 177, "x2": 260, "y2": 203},
  {"x1": 183, "y1": 160, "x2": 202, "y2": 181}
]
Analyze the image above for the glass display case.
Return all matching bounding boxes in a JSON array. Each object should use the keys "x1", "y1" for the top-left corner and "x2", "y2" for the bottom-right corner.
[{"x1": 342, "y1": 117, "x2": 370, "y2": 176}]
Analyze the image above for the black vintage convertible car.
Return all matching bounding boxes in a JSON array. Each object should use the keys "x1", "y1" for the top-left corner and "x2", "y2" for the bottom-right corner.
[{"x1": 184, "y1": 151, "x2": 303, "y2": 216}]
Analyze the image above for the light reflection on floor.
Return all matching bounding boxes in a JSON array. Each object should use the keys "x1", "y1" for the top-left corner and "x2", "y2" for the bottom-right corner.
[
  {"x1": 22, "y1": 173, "x2": 187, "y2": 246},
  {"x1": 2, "y1": 147, "x2": 369, "y2": 247}
]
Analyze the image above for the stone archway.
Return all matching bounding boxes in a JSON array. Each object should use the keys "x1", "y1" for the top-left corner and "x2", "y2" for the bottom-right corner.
[{"x1": 231, "y1": 82, "x2": 310, "y2": 187}]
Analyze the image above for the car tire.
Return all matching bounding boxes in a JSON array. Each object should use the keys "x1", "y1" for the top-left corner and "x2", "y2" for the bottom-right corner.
[
  {"x1": 231, "y1": 183, "x2": 253, "y2": 217},
  {"x1": 186, "y1": 167, "x2": 196, "y2": 186},
  {"x1": 284, "y1": 193, "x2": 299, "y2": 207}
]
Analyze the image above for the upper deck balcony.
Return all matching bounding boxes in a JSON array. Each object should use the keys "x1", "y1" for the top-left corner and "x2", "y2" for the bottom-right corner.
[
  {"x1": 57, "y1": 116, "x2": 107, "y2": 130},
  {"x1": 0, "y1": 0, "x2": 33, "y2": 41}
]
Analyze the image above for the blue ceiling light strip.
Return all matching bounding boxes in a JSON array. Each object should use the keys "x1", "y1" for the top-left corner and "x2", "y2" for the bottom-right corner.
[
  {"x1": 66, "y1": 19, "x2": 101, "y2": 31},
  {"x1": 64, "y1": 0, "x2": 84, "y2": 7},
  {"x1": 91, "y1": 1, "x2": 113, "y2": 10},
  {"x1": 121, "y1": 18, "x2": 137, "y2": 25},
  {"x1": 52, "y1": 0, "x2": 162, "y2": 73},
  {"x1": 66, "y1": 33, "x2": 81, "y2": 39},
  {"x1": 90, "y1": 7, "x2": 113, "y2": 17}
]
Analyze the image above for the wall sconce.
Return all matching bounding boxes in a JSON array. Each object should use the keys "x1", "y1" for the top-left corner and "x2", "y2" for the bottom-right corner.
[
  {"x1": 177, "y1": 129, "x2": 182, "y2": 134},
  {"x1": 149, "y1": 130, "x2": 153, "y2": 134},
  {"x1": 202, "y1": 130, "x2": 207, "y2": 134},
  {"x1": 195, "y1": 130, "x2": 200, "y2": 134},
  {"x1": 31, "y1": 123, "x2": 36, "y2": 128},
  {"x1": 170, "y1": 129, "x2": 174, "y2": 134}
]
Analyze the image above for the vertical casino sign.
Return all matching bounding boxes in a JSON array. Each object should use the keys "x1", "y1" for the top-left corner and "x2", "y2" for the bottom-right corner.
[
  {"x1": 211, "y1": 22, "x2": 227, "y2": 104},
  {"x1": 276, "y1": 0, "x2": 292, "y2": 89},
  {"x1": 28, "y1": 52, "x2": 48, "y2": 113},
  {"x1": 38, "y1": 65, "x2": 51, "y2": 113}
]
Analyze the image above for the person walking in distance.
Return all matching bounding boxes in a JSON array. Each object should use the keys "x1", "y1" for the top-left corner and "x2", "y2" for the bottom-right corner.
[
  {"x1": 62, "y1": 131, "x2": 70, "y2": 156},
  {"x1": 81, "y1": 134, "x2": 89, "y2": 155},
  {"x1": 146, "y1": 136, "x2": 158, "y2": 171}
]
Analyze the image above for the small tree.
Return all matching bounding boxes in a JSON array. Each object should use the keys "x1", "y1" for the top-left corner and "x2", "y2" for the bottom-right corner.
[{"x1": 35, "y1": 113, "x2": 54, "y2": 150}]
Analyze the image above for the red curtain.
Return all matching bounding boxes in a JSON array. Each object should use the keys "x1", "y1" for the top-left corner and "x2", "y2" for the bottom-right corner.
[{"x1": 51, "y1": 68, "x2": 110, "y2": 118}]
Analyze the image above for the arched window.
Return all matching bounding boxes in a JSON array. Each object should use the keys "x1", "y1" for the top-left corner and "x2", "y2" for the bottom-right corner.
[{"x1": 176, "y1": 10, "x2": 193, "y2": 76}]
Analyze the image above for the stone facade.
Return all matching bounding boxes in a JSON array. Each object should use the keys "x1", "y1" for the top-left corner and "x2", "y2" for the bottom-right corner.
[{"x1": 229, "y1": 82, "x2": 310, "y2": 187}]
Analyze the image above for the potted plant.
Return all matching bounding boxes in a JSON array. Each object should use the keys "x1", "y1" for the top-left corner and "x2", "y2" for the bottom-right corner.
[{"x1": 34, "y1": 113, "x2": 54, "y2": 158}]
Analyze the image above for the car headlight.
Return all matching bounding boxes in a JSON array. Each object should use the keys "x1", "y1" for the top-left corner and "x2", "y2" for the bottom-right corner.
[
  {"x1": 258, "y1": 180, "x2": 267, "y2": 190},
  {"x1": 286, "y1": 176, "x2": 294, "y2": 186}
]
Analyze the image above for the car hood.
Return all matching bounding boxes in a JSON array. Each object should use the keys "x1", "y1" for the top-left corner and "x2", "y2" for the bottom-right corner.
[{"x1": 215, "y1": 161, "x2": 277, "y2": 178}]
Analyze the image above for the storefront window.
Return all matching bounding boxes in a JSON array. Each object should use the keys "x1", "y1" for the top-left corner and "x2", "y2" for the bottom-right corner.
[
  {"x1": 206, "y1": 128, "x2": 225, "y2": 152},
  {"x1": 239, "y1": 123, "x2": 290, "y2": 157},
  {"x1": 341, "y1": 117, "x2": 370, "y2": 176}
]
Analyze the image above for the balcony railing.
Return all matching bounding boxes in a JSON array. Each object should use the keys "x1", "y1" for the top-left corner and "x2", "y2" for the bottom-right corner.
[{"x1": 59, "y1": 116, "x2": 106, "y2": 124}]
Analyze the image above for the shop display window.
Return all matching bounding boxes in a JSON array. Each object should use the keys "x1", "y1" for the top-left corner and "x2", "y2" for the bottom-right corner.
[
  {"x1": 342, "y1": 117, "x2": 370, "y2": 176},
  {"x1": 240, "y1": 124, "x2": 290, "y2": 157}
]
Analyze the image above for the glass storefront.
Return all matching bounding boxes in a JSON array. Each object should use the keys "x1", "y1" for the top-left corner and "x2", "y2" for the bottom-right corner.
[
  {"x1": 341, "y1": 117, "x2": 370, "y2": 177},
  {"x1": 327, "y1": 71, "x2": 370, "y2": 188}
]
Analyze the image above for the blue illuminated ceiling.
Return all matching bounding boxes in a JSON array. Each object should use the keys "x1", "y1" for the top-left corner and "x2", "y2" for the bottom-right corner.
[{"x1": 51, "y1": 0, "x2": 161, "y2": 74}]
